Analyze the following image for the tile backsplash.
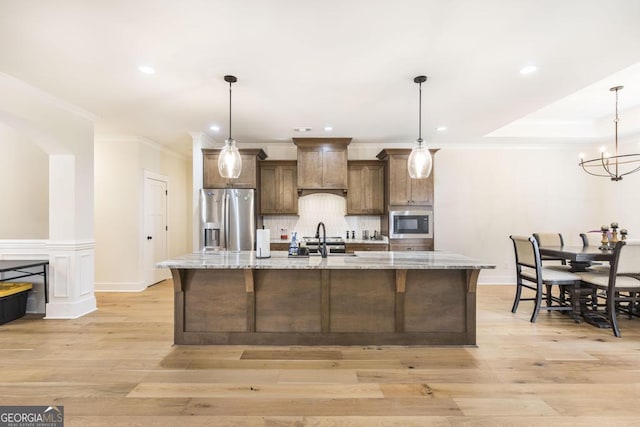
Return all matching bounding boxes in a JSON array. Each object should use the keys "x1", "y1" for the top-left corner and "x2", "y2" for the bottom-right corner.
[{"x1": 262, "y1": 193, "x2": 382, "y2": 239}]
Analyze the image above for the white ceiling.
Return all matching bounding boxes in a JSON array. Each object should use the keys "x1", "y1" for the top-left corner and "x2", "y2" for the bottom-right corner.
[{"x1": 1, "y1": 0, "x2": 640, "y2": 155}]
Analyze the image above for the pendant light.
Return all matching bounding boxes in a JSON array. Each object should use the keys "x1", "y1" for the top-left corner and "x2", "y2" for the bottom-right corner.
[
  {"x1": 407, "y1": 75, "x2": 433, "y2": 179},
  {"x1": 218, "y1": 75, "x2": 242, "y2": 179}
]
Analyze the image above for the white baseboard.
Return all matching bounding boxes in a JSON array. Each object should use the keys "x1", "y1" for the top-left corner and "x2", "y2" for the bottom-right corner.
[
  {"x1": 94, "y1": 281, "x2": 147, "y2": 292},
  {"x1": 45, "y1": 295, "x2": 97, "y2": 319}
]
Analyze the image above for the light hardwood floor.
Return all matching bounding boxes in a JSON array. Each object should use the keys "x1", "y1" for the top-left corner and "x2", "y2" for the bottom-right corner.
[{"x1": 1, "y1": 281, "x2": 639, "y2": 426}]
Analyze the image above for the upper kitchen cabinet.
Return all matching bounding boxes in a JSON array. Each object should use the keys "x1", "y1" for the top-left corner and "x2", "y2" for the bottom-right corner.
[
  {"x1": 293, "y1": 138, "x2": 351, "y2": 194},
  {"x1": 260, "y1": 161, "x2": 298, "y2": 215},
  {"x1": 203, "y1": 148, "x2": 267, "y2": 188},
  {"x1": 376, "y1": 148, "x2": 436, "y2": 207},
  {"x1": 347, "y1": 161, "x2": 384, "y2": 215}
]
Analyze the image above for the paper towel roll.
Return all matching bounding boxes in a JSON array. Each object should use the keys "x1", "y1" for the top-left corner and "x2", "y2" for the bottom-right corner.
[{"x1": 256, "y1": 229, "x2": 271, "y2": 258}]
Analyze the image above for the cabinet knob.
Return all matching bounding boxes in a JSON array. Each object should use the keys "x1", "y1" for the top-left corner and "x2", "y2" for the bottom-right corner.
[{"x1": 147, "y1": 236, "x2": 153, "y2": 240}]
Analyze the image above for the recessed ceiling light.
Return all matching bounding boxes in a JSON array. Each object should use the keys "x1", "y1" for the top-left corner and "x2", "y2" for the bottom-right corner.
[
  {"x1": 519, "y1": 65, "x2": 537, "y2": 75},
  {"x1": 294, "y1": 127, "x2": 312, "y2": 132},
  {"x1": 210, "y1": 125, "x2": 220, "y2": 132},
  {"x1": 138, "y1": 65, "x2": 156, "y2": 75},
  {"x1": 324, "y1": 126, "x2": 333, "y2": 132},
  {"x1": 436, "y1": 126, "x2": 448, "y2": 132}
]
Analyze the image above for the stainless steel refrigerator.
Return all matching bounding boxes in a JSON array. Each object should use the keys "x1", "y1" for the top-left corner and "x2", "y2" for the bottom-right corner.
[{"x1": 199, "y1": 188, "x2": 256, "y2": 251}]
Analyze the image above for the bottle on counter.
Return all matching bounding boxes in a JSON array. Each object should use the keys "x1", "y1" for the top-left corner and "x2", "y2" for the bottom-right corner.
[{"x1": 288, "y1": 231, "x2": 298, "y2": 256}]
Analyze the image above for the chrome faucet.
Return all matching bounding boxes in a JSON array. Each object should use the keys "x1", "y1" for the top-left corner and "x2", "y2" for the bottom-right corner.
[{"x1": 315, "y1": 222, "x2": 327, "y2": 258}]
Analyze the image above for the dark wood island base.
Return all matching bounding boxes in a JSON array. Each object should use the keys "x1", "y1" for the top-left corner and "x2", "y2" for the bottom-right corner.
[{"x1": 170, "y1": 265, "x2": 482, "y2": 346}]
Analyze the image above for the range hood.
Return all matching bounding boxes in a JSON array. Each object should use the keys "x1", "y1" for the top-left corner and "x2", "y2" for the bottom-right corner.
[{"x1": 293, "y1": 137, "x2": 351, "y2": 197}]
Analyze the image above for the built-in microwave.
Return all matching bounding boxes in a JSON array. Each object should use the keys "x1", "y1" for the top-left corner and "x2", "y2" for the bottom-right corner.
[{"x1": 389, "y1": 210, "x2": 433, "y2": 239}]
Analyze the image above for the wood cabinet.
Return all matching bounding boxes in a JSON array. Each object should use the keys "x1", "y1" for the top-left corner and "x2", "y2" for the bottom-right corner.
[
  {"x1": 376, "y1": 149, "x2": 435, "y2": 207},
  {"x1": 345, "y1": 242, "x2": 389, "y2": 253},
  {"x1": 260, "y1": 161, "x2": 298, "y2": 215},
  {"x1": 270, "y1": 242, "x2": 290, "y2": 251},
  {"x1": 389, "y1": 238, "x2": 433, "y2": 251},
  {"x1": 347, "y1": 161, "x2": 384, "y2": 215},
  {"x1": 203, "y1": 148, "x2": 267, "y2": 188},
  {"x1": 293, "y1": 138, "x2": 351, "y2": 193}
]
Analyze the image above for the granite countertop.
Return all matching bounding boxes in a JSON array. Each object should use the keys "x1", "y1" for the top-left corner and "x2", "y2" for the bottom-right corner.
[
  {"x1": 270, "y1": 236, "x2": 389, "y2": 244},
  {"x1": 157, "y1": 250, "x2": 495, "y2": 270}
]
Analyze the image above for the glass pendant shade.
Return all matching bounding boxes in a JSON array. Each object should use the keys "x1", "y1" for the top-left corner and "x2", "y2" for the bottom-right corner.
[
  {"x1": 406, "y1": 75, "x2": 432, "y2": 179},
  {"x1": 408, "y1": 141, "x2": 432, "y2": 179},
  {"x1": 218, "y1": 138, "x2": 242, "y2": 179}
]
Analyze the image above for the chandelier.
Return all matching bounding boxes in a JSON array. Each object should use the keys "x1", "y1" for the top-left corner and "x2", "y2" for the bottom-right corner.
[
  {"x1": 579, "y1": 85, "x2": 640, "y2": 181},
  {"x1": 218, "y1": 75, "x2": 242, "y2": 179},
  {"x1": 407, "y1": 75, "x2": 433, "y2": 179}
]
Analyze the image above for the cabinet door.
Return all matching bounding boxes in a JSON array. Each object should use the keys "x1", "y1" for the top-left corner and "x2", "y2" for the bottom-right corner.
[
  {"x1": 347, "y1": 165, "x2": 366, "y2": 213},
  {"x1": 204, "y1": 152, "x2": 258, "y2": 188},
  {"x1": 346, "y1": 243, "x2": 389, "y2": 253},
  {"x1": 389, "y1": 239, "x2": 433, "y2": 251},
  {"x1": 260, "y1": 165, "x2": 278, "y2": 214},
  {"x1": 365, "y1": 163, "x2": 384, "y2": 214},
  {"x1": 233, "y1": 153, "x2": 258, "y2": 188},
  {"x1": 297, "y1": 149, "x2": 323, "y2": 188},
  {"x1": 322, "y1": 148, "x2": 348, "y2": 188},
  {"x1": 409, "y1": 174, "x2": 433, "y2": 205},
  {"x1": 278, "y1": 164, "x2": 298, "y2": 214},
  {"x1": 388, "y1": 155, "x2": 411, "y2": 205},
  {"x1": 347, "y1": 163, "x2": 384, "y2": 215},
  {"x1": 260, "y1": 162, "x2": 298, "y2": 215},
  {"x1": 203, "y1": 153, "x2": 227, "y2": 188}
]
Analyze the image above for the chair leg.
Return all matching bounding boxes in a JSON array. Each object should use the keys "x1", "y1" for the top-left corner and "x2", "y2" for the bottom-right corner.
[
  {"x1": 511, "y1": 281, "x2": 523, "y2": 313},
  {"x1": 608, "y1": 290, "x2": 621, "y2": 338},
  {"x1": 545, "y1": 284, "x2": 552, "y2": 307},
  {"x1": 530, "y1": 283, "x2": 543, "y2": 323}
]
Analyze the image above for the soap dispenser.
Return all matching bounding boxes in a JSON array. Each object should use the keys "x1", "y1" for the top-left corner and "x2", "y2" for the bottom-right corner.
[{"x1": 288, "y1": 231, "x2": 298, "y2": 256}]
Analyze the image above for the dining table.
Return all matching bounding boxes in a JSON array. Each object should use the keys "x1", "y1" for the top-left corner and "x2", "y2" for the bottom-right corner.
[
  {"x1": 538, "y1": 245, "x2": 614, "y2": 272},
  {"x1": 539, "y1": 245, "x2": 615, "y2": 328}
]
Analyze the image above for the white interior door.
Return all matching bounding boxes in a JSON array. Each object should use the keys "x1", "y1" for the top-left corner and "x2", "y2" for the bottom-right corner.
[{"x1": 144, "y1": 175, "x2": 169, "y2": 286}]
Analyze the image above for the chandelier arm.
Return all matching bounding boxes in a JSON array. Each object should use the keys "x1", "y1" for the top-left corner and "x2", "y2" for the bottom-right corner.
[
  {"x1": 581, "y1": 163, "x2": 612, "y2": 178},
  {"x1": 619, "y1": 163, "x2": 640, "y2": 178},
  {"x1": 600, "y1": 157, "x2": 615, "y2": 178}
]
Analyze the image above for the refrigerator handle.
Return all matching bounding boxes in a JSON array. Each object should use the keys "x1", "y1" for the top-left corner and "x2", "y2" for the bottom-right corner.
[{"x1": 223, "y1": 191, "x2": 230, "y2": 249}]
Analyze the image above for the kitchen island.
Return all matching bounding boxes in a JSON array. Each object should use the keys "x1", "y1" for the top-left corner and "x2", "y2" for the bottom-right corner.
[{"x1": 158, "y1": 251, "x2": 494, "y2": 346}]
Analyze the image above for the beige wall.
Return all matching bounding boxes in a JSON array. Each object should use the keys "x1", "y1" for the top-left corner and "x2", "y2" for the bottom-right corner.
[
  {"x1": 94, "y1": 137, "x2": 190, "y2": 290},
  {"x1": 243, "y1": 140, "x2": 634, "y2": 284},
  {"x1": 0, "y1": 123, "x2": 48, "y2": 239}
]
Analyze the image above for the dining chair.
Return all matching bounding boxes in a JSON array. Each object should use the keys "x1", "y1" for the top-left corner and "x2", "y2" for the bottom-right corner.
[
  {"x1": 510, "y1": 235, "x2": 582, "y2": 323},
  {"x1": 577, "y1": 240, "x2": 640, "y2": 337},
  {"x1": 580, "y1": 232, "x2": 600, "y2": 247},
  {"x1": 579, "y1": 232, "x2": 609, "y2": 273},
  {"x1": 533, "y1": 233, "x2": 567, "y2": 266}
]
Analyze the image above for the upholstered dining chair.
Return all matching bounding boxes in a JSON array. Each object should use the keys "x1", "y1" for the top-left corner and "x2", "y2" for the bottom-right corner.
[
  {"x1": 577, "y1": 240, "x2": 640, "y2": 337},
  {"x1": 533, "y1": 233, "x2": 567, "y2": 266},
  {"x1": 580, "y1": 232, "x2": 600, "y2": 247},
  {"x1": 579, "y1": 232, "x2": 609, "y2": 272},
  {"x1": 510, "y1": 235, "x2": 582, "y2": 323}
]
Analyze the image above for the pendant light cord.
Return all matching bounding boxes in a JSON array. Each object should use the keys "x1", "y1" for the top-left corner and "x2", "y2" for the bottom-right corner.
[
  {"x1": 228, "y1": 80, "x2": 233, "y2": 141},
  {"x1": 418, "y1": 80, "x2": 423, "y2": 144}
]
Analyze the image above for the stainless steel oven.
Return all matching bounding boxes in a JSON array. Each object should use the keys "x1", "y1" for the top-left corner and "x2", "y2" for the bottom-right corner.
[{"x1": 389, "y1": 210, "x2": 433, "y2": 239}]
